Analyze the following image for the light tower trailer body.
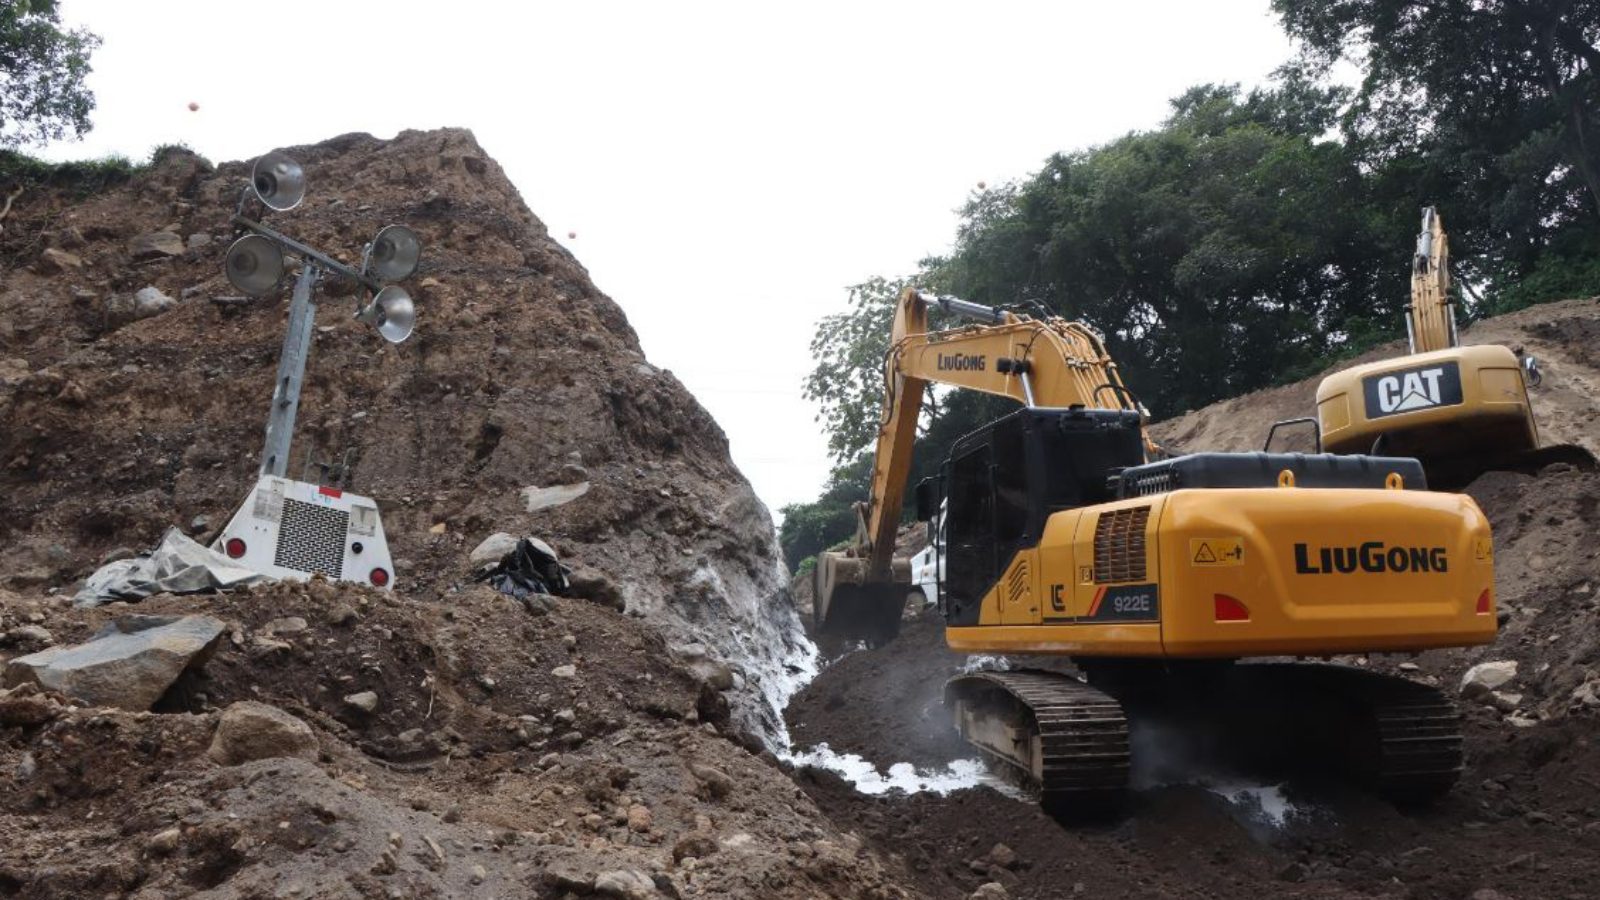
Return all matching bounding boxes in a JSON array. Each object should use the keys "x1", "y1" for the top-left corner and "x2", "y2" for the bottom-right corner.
[{"x1": 214, "y1": 475, "x2": 396, "y2": 589}]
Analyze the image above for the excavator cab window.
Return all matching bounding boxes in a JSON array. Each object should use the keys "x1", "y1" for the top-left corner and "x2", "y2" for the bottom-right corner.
[{"x1": 945, "y1": 442, "x2": 995, "y2": 622}]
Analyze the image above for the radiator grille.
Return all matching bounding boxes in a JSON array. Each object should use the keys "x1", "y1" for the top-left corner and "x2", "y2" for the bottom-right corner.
[
  {"x1": 274, "y1": 498, "x2": 348, "y2": 578},
  {"x1": 1093, "y1": 506, "x2": 1150, "y2": 584}
]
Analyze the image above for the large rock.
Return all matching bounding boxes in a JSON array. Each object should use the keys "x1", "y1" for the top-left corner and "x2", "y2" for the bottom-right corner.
[
  {"x1": 208, "y1": 701, "x2": 318, "y2": 765},
  {"x1": 128, "y1": 231, "x2": 184, "y2": 259},
  {"x1": 1461, "y1": 660, "x2": 1518, "y2": 698},
  {"x1": 2, "y1": 615, "x2": 225, "y2": 710}
]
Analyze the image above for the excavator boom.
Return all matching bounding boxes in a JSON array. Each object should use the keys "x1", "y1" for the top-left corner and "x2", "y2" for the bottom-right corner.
[{"x1": 813, "y1": 288, "x2": 1147, "y2": 640}]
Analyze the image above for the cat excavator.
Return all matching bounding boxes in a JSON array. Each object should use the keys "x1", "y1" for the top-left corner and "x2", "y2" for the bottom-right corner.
[
  {"x1": 1315, "y1": 207, "x2": 1592, "y2": 487},
  {"x1": 814, "y1": 287, "x2": 1497, "y2": 811}
]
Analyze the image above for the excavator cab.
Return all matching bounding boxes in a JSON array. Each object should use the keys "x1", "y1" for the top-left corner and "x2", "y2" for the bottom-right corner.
[{"x1": 938, "y1": 408, "x2": 1143, "y2": 623}]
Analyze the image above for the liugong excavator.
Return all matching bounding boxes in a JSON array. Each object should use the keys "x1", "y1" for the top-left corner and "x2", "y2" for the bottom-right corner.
[
  {"x1": 1315, "y1": 207, "x2": 1593, "y2": 487},
  {"x1": 815, "y1": 287, "x2": 1497, "y2": 811}
]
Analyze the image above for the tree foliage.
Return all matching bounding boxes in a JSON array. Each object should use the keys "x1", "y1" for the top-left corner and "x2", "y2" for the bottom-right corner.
[
  {"x1": 776, "y1": 451, "x2": 873, "y2": 571},
  {"x1": 802, "y1": 276, "x2": 913, "y2": 465},
  {"x1": 1, "y1": 0, "x2": 100, "y2": 149},
  {"x1": 1273, "y1": 0, "x2": 1600, "y2": 301},
  {"x1": 943, "y1": 81, "x2": 1406, "y2": 419}
]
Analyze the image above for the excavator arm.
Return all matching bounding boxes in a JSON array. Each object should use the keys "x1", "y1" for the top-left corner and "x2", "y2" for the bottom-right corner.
[
  {"x1": 1407, "y1": 206, "x2": 1458, "y2": 354},
  {"x1": 813, "y1": 287, "x2": 1150, "y2": 640}
]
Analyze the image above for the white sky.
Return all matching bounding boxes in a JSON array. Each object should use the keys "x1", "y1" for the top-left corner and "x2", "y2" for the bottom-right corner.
[{"x1": 41, "y1": 1, "x2": 1293, "y2": 517}]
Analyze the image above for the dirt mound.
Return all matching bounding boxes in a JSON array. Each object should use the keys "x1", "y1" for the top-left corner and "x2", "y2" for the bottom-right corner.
[
  {"x1": 0, "y1": 583, "x2": 906, "y2": 898},
  {"x1": 0, "y1": 129, "x2": 808, "y2": 741},
  {"x1": 0, "y1": 130, "x2": 896, "y2": 898},
  {"x1": 1151, "y1": 296, "x2": 1600, "y2": 457}
]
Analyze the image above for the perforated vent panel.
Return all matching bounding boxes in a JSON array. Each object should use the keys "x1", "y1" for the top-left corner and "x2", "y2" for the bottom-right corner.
[
  {"x1": 1093, "y1": 506, "x2": 1150, "y2": 584},
  {"x1": 1124, "y1": 470, "x2": 1179, "y2": 497},
  {"x1": 274, "y1": 498, "x2": 348, "y2": 578}
]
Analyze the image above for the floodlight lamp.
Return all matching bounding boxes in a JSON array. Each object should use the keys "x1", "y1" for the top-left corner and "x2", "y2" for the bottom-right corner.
[
  {"x1": 357, "y1": 285, "x2": 415, "y2": 344},
  {"x1": 225, "y1": 234, "x2": 287, "y2": 296},
  {"x1": 366, "y1": 225, "x2": 422, "y2": 281},
  {"x1": 251, "y1": 151, "x2": 306, "y2": 211}
]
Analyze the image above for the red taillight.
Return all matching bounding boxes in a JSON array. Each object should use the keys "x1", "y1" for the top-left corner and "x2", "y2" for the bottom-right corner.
[
  {"x1": 369, "y1": 568, "x2": 390, "y2": 588},
  {"x1": 1476, "y1": 588, "x2": 1492, "y2": 615},
  {"x1": 1214, "y1": 593, "x2": 1250, "y2": 622},
  {"x1": 225, "y1": 537, "x2": 246, "y2": 559}
]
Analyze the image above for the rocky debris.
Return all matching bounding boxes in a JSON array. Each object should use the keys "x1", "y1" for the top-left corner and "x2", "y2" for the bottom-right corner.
[
  {"x1": 970, "y1": 884, "x2": 1009, "y2": 900},
  {"x1": 0, "y1": 683, "x2": 65, "y2": 726},
  {"x1": 146, "y1": 827, "x2": 182, "y2": 855},
  {"x1": 36, "y1": 246, "x2": 83, "y2": 274},
  {"x1": 627, "y1": 803, "x2": 653, "y2": 832},
  {"x1": 207, "y1": 700, "x2": 318, "y2": 765},
  {"x1": 469, "y1": 531, "x2": 521, "y2": 565},
  {"x1": 127, "y1": 230, "x2": 184, "y2": 259},
  {"x1": 104, "y1": 285, "x2": 178, "y2": 323},
  {"x1": 674, "y1": 642, "x2": 736, "y2": 691},
  {"x1": 595, "y1": 867, "x2": 657, "y2": 898},
  {"x1": 1462, "y1": 660, "x2": 1519, "y2": 698},
  {"x1": 690, "y1": 763, "x2": 735, "y2": 800},
  {"x1": 344, "y1": 690, "x2": 379, "y2": 713},
  {"x1": 521, "y1": 481, "x2": 591, "y2": 512},
  {"x1": 569, "y1": 564, "x2": 626, "y2": 611},
  {"x1": 2, "y1": 614, "x2": 225, "y2": 710},
  {"x1": 0, "y1": 624, "x2": 53, "y2": 648}
]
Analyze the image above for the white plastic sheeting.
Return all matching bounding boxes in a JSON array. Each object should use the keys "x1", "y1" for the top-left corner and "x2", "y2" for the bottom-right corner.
[{"x1": 74, "y1": 527, "x2": 271, "y2": 608}]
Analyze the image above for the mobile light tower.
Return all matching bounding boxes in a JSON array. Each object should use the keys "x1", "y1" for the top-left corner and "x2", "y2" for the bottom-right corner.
[{"x1": 211, "y1": 151, "x2": 422, "y2": 590}]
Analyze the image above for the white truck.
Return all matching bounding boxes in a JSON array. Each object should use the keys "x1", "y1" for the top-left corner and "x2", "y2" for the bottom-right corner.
[{"x1": 907, "y1": 509, "x2": 944, "y2": 609}]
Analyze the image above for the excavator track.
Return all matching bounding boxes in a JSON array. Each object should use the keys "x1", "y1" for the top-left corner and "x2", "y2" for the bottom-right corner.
[
  {"x1": 948, "y1": 663, "x2": 1462, "y2": 810},
  {"x1": 944, "y1": 669, "x2": 1129, "y2": 811},
  {"x1": 1288, "y1": 663, "x2": 1464, "y2": 802}
]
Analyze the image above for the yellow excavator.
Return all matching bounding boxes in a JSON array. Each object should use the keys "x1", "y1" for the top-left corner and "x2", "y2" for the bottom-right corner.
[
  {"x1": 1315, "y1": 207, "x2": 1592, "y2": 487},
  {"x1": 815, "y1": 287, "x2": 1497, "y2": 811}
]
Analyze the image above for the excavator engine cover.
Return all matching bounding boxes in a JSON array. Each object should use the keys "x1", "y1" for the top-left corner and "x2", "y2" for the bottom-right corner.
[{"x1": 1116, "y1": 452, "x2": 1427, "y2": 497}]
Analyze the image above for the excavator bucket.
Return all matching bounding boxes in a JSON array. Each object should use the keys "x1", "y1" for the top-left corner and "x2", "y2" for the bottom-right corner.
[{"x1": 812, "y1": 551, "x2": 910, "y2": 646}]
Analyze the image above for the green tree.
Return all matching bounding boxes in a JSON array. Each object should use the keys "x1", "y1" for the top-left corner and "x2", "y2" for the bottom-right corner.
[
  {"x1": 1273, "y1": 0, "x2": 1600, "y2": 304},
  {"x1": 2, "y1": 0, "x2": 99, "y2": 148},
  {"x1": 938, "y1": 81, "x2": 1406, "y2": 418},
  {"x1": 777, "y1": 451, "x2": 874, "y2": 571},
  {"x1": 802, "y1": 275, "x2": 913, "y2": 465}
]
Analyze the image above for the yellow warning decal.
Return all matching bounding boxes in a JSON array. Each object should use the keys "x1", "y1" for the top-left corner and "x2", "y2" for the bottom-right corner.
[
  {"x1": 1474, "y1": 537, "x2": 1493, "y2": 562},
  {"x1": 1190, "y1": 538, "x2": 1245, "y2": 567}
]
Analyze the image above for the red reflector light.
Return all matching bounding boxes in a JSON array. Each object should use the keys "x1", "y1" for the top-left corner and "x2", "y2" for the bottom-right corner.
[
  {"x1": 1214, "y1": 593, "x2": 1250, "y2": 622},
  {"x1": 224, "y1": 537, "x2": 246, "y2": 559},
  {"x1": 369, "y1": 568, "x2": 390, "y2": 588},
  {"x1": 318, "y1": 486, "x2": 343, "y2": 498},
  {"x1": 1476, "y1": 589, "x2": 1492, "y2": 615}
]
